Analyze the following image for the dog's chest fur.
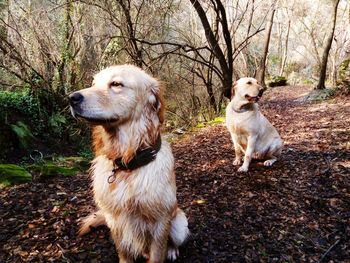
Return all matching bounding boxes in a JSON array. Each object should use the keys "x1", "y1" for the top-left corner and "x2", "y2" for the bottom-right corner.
[
  {"x1": 90, "y1": 141, "x2": 177, "y2": 256},
  {"x1": 91, "y1": 141, "x2": 177, "y2": 219},
  {"x1": 227, "y1": 106, "x2": 257, "y2": 132}
]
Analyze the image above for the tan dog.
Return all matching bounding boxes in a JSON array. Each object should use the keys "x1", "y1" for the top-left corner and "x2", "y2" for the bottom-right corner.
[
  {"x1": 69, "y1": 65, "x2": 189, "y2": 262},
  {"x1": 225, "y1": 77, "x2": 283, "y2": 172}
]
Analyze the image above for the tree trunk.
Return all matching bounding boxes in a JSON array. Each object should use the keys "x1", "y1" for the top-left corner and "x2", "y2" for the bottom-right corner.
[
  {"x1": 279, "y1": 20, "x2": 290, "y2": 76},
  {"x1": 57, "y1": 0, "x2": 72, "y2": 97},
  {"x1": 316, "y1": 0, "x2": 340, "y2": 90},
  {"x1": 189, "y1": 0, "x2": 233, "y2": 97},
  {"x1": 256, "y1": 5, "x2": 276, "y2": 87}
]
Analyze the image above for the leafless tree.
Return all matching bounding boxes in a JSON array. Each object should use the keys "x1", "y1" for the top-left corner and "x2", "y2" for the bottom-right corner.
[
  {"x1": 187, "y1": 0, "x2": 265, "y2": 99},
  {"x1": 256, "y1": 1, "x2": 277, "y2": 87},
  {"x1": 316, "y1": 0, "x2": 341, "y2": 89}
]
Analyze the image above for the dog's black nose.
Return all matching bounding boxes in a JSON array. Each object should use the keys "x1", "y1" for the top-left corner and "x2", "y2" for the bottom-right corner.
[{"x1": 69, "y1": 92, "x2": 84, "y2": 105}]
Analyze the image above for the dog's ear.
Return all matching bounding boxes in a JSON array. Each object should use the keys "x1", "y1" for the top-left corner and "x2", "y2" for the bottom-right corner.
[
  {"x1": 225, "y1": 81, "x2": 237, "y2": 100},
  {"x1": 149, "y1": 80, "x2": 165, "y2": 124},
  {"x1": 224, "y1": 81, "x2": 237, "y2": 100}
]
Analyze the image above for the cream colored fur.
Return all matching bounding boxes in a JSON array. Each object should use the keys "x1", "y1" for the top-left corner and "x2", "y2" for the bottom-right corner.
[
  {"x1": 70, "y1": 65, "x2": 189, "y2": 262},
  {"x1": 226, "y1": 77, "x2": 283, "y2": 172}
]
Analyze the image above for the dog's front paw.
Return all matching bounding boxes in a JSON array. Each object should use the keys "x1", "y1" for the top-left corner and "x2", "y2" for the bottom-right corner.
[
  {"x1": 167, "y1": 247, "x2": 179, "y2": 261},
  {"x1": 78, "y1": 220, "x2": 91, "y2": 236},
  {"x1": 77, "y1": 211, "x2": 106, "y2": 236},
  {"x1": 238, "y1": 165, "x2": 248, "y2": 172},
  {"x1": 233, "y1": 159, "x2": 242, "y2": 166},
  {"x1": 263, "y1": 159, "x2": 276, "y2": 167}
]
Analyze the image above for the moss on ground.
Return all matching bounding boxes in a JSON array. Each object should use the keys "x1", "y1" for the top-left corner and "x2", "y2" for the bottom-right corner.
[
  {"x1": 27, "y1": 163, "x2": 80, "y2": 178},
  {"x1": 0, "y1": 164, "x2": 32, "y2": 187}
]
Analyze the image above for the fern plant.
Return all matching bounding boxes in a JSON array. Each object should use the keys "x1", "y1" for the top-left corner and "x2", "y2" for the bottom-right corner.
[{"x1": 10, "y1": 121, "x2": 34, "y2": 148}]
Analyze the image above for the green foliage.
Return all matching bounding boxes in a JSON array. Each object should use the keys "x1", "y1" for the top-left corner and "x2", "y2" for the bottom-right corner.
[
  {"x1": 0, "y1": 164, "x2": 32, "y2": 187},
  {"x1": 338, "y1": 59, "x2": 349, "y2": 80},
  {"x1": 28, "y1": 163, "x2": 79, "y2": 178},
  {"x1": 304, "y1": 89, "x2": 336, "y2": 102},
  {"x1": 48, "y1": 113, "x2": 67, "y2": 135},
  {"x1": 0, "y1": 90, "x2": 43, "y2": 159},
  {"x1": 0, "y1": 89, "x2": 91, "y2": 162},
  {"x1": 195, "y1": 116, "x2": 225, "y2": 129},
  {"x1": 27, "y1": 155, "x2": 90, "y2": 178},
  {"x1": 207, "y1": 116, "x2": 225, "y2": 124},
  {"x1": 195, "y1": 123, "x2": 205, "y2": 128},
  {"x1": 10, "y1": 121, "x2": 34, "y2": 148},
  {"x1": 0, "y1": 90, "x2": 42, "y2": 125},
  {"x1": 269, "y1": 54, "x2": 281, "y2": 66},
  {"x1": 303, "y1": 79, "x2": 314, "y2": 85},
  {"x1": 268, "y1": 76, "x2": 287, "y2": 87},
  {"x1": 77, "y1": 148, "x2": 94, "y2": 160}
]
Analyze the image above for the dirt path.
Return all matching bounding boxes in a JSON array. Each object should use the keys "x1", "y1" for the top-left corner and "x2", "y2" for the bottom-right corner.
[{"x1": 1, "y1": 85, "x2": 349, "y2": 262}]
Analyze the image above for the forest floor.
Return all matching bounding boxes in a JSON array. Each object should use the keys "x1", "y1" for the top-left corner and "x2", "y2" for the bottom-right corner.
[{"x1": 0, "y1": 85, "x2": 349, "y2": 263}]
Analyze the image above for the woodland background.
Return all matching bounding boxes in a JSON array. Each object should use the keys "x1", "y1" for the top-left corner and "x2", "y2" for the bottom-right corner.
[
  {"x1": 0, "y1": 1, "x2": 349, "y2": 262},
  {"x1": 0, "y1": 0, "x2": 349, "y2": 162}
]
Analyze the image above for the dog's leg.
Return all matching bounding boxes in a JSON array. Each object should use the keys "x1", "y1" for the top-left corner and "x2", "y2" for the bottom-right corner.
[
  {"x1": 238, "y1": 135, "x2": 257, "y2": 172},
  {"x1": 230, "y1": 134, "x2": 243, "y2": 166},
  {"x1": 147, "y1": 234, "x2": 168, "y2": 263},
  {"x1": 264, "y1": 143, "x2": 282, "y2": 167},
  {"x1": 118, "y1": 251, "x2": 133, "y2": 263},
  {"x1": 78, "y1": 210, "x2": 106, "y2": 236}
]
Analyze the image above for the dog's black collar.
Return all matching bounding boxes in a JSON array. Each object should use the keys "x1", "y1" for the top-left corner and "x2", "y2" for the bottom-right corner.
[
  {"x1": 233, "y1": 103, "x2": 255, "y2": 113},
  {"x1": 108, "y1": 135, "x2": 162, "y2": 183}
]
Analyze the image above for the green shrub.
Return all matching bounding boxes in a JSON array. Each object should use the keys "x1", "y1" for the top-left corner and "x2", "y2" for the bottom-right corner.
[
  {"x1": 0, "y1": 89, "x2": 44, "y2": 134},
  {"x1": 0, "y1": 90, "x2": 43, "y2": 160},
  {"x1": 268, "y1": 76, "x2": 287, "y2": 87},
  {"x1": 0, "y1": 87, "x2": 92, "y2": 163},
  {"x1": 338, "y1": 59, "x2": 349, "y2": 80},
  {"x1": 10, "y1": 121, "x2": 34, "y2": 148},
  {"x1": 303, "y1": 79, "x2": 314, "y2": 85},
  {"x1": 48, "y1": 112, "x2": 67, "y2": 135}
]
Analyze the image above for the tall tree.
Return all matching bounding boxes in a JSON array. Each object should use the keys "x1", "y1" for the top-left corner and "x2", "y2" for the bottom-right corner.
[
  {"x1": 256, "y1": 2, "x2": 277, "y2": 87},
  {"x1": 188, "y1": 0, "x2": 264, "y2": 98},
  {"x1": 189, "y1": 0, "x2": 233, "y2": 98},
  {"x1": 279, "y1": 19, "x2": 291, "y2": 76},
  {"x1": 316, "y1": 0, "x2": 341, "y2": 90}
]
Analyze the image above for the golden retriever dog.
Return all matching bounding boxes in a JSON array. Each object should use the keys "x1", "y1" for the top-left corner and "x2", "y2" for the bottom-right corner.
[
  {"x1": 69, "y1": 65, "x2": 189, "y2": 263},
  {"x1": 226, "y1": 77, "x2": 283, "y2": 172}
]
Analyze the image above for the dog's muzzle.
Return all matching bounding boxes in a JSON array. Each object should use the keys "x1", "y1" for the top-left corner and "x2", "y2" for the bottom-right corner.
[{"x1": 68, "y1": 92, "x2": 119, "y2": 124}]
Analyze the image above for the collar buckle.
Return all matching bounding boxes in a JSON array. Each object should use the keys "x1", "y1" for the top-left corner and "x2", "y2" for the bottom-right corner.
[{"x1": 108, "y1": 166, "x2": 120, "y2": 184}]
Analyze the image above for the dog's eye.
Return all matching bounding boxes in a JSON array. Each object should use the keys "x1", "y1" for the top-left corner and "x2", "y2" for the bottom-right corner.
[
  {"x1": 247, "y1": 81, "x2": 252, "y2": 85},
  {"x1": 110, "y1": 81, "x2": 123, "y2": 88}
]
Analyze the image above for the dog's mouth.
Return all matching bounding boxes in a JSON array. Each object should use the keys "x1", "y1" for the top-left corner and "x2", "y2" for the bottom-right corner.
[
  {"x1": 71, "y1": 107, "x2": 118, "y2": 125},
  {"x1": 79, "y1": 115, "x2": 118, "y2": 124},
  {"x1": 245, "y1": 89, "x2": 264, "y2": 102},
  {"x1": 245, "y1": 94, "x2": 261, "y2": 103}
]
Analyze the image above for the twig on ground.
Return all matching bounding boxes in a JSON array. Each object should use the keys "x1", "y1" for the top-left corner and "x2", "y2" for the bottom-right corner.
[{"x1": 319, "y1": 239, "x2": 340, "y2": 263}]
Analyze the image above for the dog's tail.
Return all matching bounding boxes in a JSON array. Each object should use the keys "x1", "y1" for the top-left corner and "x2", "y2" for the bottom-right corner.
[
  {"x1": 78, "y1": 210, "x2": 106, "y2": 236},
  {"x1": 170, "y1": 208, "x2": 189, "y2": 246},
  {"x1": 167, "y1": 208, "x2": 190, "y2": 261}
]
